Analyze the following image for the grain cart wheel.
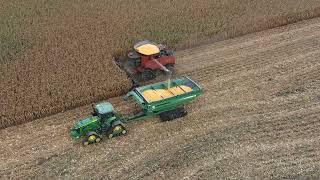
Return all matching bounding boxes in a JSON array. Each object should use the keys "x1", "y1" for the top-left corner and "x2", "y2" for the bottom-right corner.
[
  {"x1": 108, "y1": 120, "x2": 127, "y2": 139},
  {"x1": 160, "y1": 107, "x2": 187, "y2": 121},
  {"x1": 141, "y1": 69, "x2": 156, "y2": 81},
  {"x1": 82, "y1": 132, "x2": 101, "y2": 146}
]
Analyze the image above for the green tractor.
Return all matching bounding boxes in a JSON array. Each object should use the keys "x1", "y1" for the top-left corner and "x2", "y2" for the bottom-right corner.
[
  {"x1": 70, "y1": 102, "x2": 127, "y2": 145},
  {"x1": 70, "y1": 76, "x2": 203, "y2": 145}
]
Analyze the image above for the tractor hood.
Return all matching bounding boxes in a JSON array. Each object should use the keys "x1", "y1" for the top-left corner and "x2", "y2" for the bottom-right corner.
[
  {"x1": 70, "y1": 129, "x2": 80, "y2": 139},
  {"x1": 73, "y1": 116, "x2": 98, "y2": 129},
  {"x1": 70, "y1": 116, "x2": 99, "y2": 139}
]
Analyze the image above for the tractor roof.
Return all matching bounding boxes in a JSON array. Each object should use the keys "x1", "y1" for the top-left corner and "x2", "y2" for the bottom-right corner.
[
  {"x1": 95, "y1": 102, "x2": 114, "y2": 114},
  {"x1": 134, "y1": 40, "x2": 160, "y2": 55}
]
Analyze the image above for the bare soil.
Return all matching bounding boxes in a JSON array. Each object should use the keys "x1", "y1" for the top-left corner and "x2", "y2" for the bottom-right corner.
[{"x1": 1, "y1": 18, "x2": 320, "y2": 179}]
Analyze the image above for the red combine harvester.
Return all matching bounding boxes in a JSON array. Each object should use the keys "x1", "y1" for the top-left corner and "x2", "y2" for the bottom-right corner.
[{"x1": 115, "y1": 40, "x2": 176, "y2": 86}]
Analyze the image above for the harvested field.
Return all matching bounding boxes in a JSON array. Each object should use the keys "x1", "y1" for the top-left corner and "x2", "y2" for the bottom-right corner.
[
  {"x1": 2, "y1": 0, "x2": 320, "y2": 129},
  {"x1": 1, "y1": 18, "x2": 320, "y2": 179}
]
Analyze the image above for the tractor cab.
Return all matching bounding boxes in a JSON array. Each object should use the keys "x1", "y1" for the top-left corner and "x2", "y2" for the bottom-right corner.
[
  {"x1": 92, "y1": 102, "x2": 115, "y2": 120},
  {"x1": 70, "y1": 103, "x2": 115, "y2": 139}
]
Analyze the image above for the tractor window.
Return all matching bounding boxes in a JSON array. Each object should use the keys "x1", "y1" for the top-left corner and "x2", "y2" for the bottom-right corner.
[{"x1": 99, "y1": 112, "x2": 115, "y2": 119}]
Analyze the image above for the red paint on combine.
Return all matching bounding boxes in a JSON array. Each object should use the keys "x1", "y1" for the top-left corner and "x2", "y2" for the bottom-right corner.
[{"x1": 136, "y1": 55, "x2": 175, "y2": 72}]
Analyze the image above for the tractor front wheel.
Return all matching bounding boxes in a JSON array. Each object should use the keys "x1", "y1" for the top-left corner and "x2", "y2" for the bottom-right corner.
[{"x1": 82, "y1": 132, "x2": 101, "y2": 146}]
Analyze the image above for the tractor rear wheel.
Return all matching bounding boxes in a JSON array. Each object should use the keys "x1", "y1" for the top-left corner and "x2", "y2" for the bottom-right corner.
[
  {"x1": 159, "y1": 107, "x2": 188, "y2": 121},
  {"x1": 82, "y1": 132, "x2": 102, "y2": 146},
  {"x1": 108, "y1": 121, "x2": 127, "y2": 139},
  {"x1": 141, "y1": 69, "x2": 156, "y2": 81}
]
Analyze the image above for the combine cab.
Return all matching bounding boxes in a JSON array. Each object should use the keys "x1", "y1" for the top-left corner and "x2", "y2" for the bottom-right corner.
[{"x1": 115, "y1": 40, "x2": 175, "y2": 85}]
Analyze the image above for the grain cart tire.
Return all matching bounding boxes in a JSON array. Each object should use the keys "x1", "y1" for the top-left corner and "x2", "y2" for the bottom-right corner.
[
  {"x1": 82, "y1": 132, "x2": 102, "y2": 146},
  {"x1": 141, "y1": 69, "x2": 156, "y2": 81},
  {"x1": 108, "y1": 120, "x2": 127, "y2": 139},
  {"x1": 160, "y1": 107, "x2": 187, "y2": 121}
]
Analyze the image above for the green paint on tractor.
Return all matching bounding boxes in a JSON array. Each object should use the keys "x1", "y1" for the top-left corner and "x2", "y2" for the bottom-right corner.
[{"x1": 70, "y1": 76, "x2": 203, "y2": 145}]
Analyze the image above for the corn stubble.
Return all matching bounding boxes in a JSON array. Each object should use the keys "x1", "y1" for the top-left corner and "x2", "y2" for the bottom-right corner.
[{"x1": 1, "y1": 0, "x2": 320, "y2": 129}]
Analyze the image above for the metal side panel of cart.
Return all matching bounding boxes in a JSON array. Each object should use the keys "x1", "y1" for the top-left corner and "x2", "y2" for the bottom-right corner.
[{"x1": 126, "y1": 76, "x2": 203, "y2": 114}]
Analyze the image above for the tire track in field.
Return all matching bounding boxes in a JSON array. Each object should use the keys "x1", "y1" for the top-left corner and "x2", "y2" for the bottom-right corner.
[
  {"x1": 177, "y1": 18, "x2": 320, "y2": 59},
  {"x1": 117, "y1": 102, "x2": 320, "y2": 179},
  {"x1": 182, "y1": 36, "x2": 320, "y2": 81},
  {"x1": 200, "y1": 57, "x2": 320, "y2": 97},
  {"x1": 178, "y1": 32, "x2": 319, "y2": 68},
  {"x1": 192, "y1": 49, "x2": 320, "y2": 85},
  {"x1": 192, "y1": 48, "x2": 320, "y2": 97},
  {"x1": 176, "y1": 22, "x2": 320, "y2": 71}
]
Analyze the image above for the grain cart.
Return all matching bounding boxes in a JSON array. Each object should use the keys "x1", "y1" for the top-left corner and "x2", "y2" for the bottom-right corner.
[
  {"x1": 115, "y1": 40, "x2": 175, "y2": 83},
  {"x1": 70, "y1": 76, "x2": 203, "y2": 145}
]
